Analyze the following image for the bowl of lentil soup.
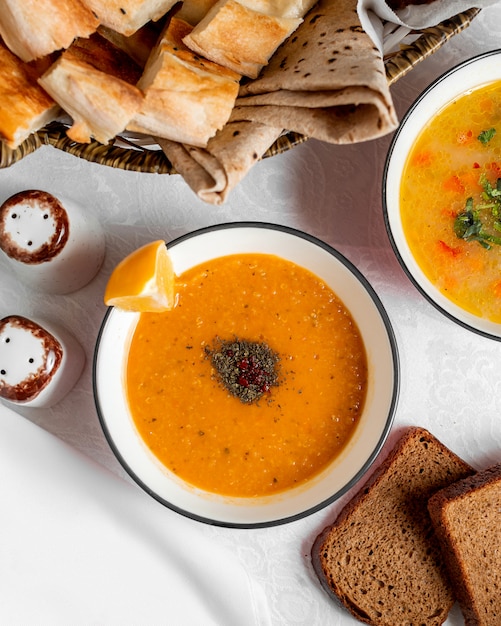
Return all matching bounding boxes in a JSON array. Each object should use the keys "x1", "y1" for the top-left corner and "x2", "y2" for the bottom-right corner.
[
  {"x1": 93, "y1": 223, "x2": 399, "y2": 527},
  {"x1": 384, "y1": 50, "x2": 501, "y2": 340}
]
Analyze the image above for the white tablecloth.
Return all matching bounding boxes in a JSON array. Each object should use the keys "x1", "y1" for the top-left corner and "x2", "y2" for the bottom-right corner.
[{"x1": 1, "y1": 7, "x2": 501, "y2": 625}]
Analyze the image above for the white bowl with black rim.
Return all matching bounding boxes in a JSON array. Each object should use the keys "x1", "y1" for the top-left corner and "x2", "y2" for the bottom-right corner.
[
  {"x1": 93, "y1": 222, "x2": 399, "y2": 528},
  {"x1": 383, "y1": 49, "x2": 501, "y2": 341}
]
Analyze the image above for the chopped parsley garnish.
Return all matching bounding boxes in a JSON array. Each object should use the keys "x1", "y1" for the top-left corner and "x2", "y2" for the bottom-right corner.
[
  {"x1": 478, "y1": 128, "x2": 496, "y2": 144},
  {"x1": 454, "y1": 175, "x2": 501, "y2": 249}
]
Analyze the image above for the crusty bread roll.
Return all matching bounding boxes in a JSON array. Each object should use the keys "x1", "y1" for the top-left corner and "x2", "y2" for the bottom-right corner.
[
  {"x1": 0, "y1": 0, "x2": 99, "y2": 62},
  {"x1": 0, "y1": 40, "x2": 60, "y2": 149}
]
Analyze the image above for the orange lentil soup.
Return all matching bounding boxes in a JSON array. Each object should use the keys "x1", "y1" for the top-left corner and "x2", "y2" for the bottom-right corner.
[
  {"x1": 400, "y1": 80, "x2": 501, "y2": 322},
  {"x1": 126, "y1": 253, "x2": 367, "y2": 497}
]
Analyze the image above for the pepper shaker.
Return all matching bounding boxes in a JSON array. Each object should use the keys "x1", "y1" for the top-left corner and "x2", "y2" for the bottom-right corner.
[{"x1": 0, "y1": 315, "x2": 85, "y2": 408}]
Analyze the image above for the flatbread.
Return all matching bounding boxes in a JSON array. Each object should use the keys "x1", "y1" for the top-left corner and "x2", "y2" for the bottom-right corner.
[
  {"x1": 159, "y1": 0, "x2": 397, "y2": 204},
  {"x1": 158, "y1": 120, "x2": 283, "y2": 204},
  {"x1": 128, "y1": 18, "x2": 240, "y2": 147},
  {"x1": 0, "y1": 41, "x2": 60, "y2": 149},
  {"x1": 39, "y1": 50, "x2": 143, "y2": 144},
  {"x1": 0, "y1": 0, "x2": 99, "y2": 62},
  {"x1": 176, "y1": 0, "x2": 219, "y2": 24},
  {"x1": 235, "y1": 0, "x2": 397, "y2": 142},
  {"x1": 81, "y1": 0, "x2": 178, "y2": 36}
]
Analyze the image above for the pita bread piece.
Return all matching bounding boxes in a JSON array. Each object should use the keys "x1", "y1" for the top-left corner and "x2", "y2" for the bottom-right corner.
[
  {"x1": 66, "y1": 33, "x2": 144, "y2": 84},
  {"x1": 182, "y1": 0, "x2": 302, "y2": 78},
  {"x1": 236, "y1": 0, "x2": 397, "y2": 143},
  {"x1": 38, "y1": 49, "x2": 143, "y2": 144},
  {"x1": 240, "y1": 0, "x2": 317, "y2": 17},
  {"x1": 0, "y1": 0, "x2": 99, "y2": 62},
  {"x1": 128, "y1": 18, "x2": 240, "y2": 147},
  {"x1": 97, "y1": 20, "x2": 165, "y2": 68},
  {"x1": 80, "y1": 0, "x2": 178, "y2": 36},
  {"x1": 0, "y1": 41, "x2": 60, "y2": 149},
  {"x1": 176, "y1": 0, "x2": 316, "y2": 24},
  {"x1": 176, "y1": 0, "x2": 219, "y2": 25}
]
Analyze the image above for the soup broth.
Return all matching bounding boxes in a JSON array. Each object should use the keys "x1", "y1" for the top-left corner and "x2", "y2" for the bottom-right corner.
[
  {"x1": 400, "y1": 80, "x2": 501, "y2": 322},
  {"x1": 126, "y1": 253, "x2": 367, "y2": 497}
]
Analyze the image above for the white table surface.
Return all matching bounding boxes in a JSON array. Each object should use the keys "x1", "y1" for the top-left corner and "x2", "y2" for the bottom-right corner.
[{"x1": 1, "y1": 7, "x2": 501, "y2": 625}]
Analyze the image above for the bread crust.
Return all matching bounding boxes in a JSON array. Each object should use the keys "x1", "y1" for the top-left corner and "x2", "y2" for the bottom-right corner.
[
  {"x1": 0, "y1": 41, "x2": 59, "y2": 149},
  {"x1": 128, "y1": 18, "x2": 240, "y2": 147},
  {"x1": 0, "y1": 0, "x2": 99, "y2": 62},
  {"x1": 428, "y1": 464, "x2": 501, "y2": 626},
  {"x1": 39, "y1": 51, "x2": 143, "y2": 144},
  {"x1": 81, "y1": 0, "x2": 178, "y2": 36},
  {"x1": 182, "y1": 0, "x2": 302, "y2": 78},
  {"x1": 311, "y1": 426, "x2": 475, "y2": 626}
]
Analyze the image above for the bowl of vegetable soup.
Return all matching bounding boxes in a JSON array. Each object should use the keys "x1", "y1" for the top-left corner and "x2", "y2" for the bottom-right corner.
[
  {"x1": 384, "y1": 49, "x2": 501, "y2": 340},
  {"x1": 93, "y1": 223, "x2": 399, "y2": 527}
]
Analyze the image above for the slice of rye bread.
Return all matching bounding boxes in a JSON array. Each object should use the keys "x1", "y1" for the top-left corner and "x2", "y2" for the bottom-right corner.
[
  {"x1": 311, "y1": 426, "x2": 475, "y2": 626},
  {"x1": 428, "y1": 463, "x2": 501, "y2": 626}
]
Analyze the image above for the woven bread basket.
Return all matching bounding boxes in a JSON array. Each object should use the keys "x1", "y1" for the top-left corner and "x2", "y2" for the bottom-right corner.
[{"x1": 0, "y1": 8, "x2": 480, "y2": 173}]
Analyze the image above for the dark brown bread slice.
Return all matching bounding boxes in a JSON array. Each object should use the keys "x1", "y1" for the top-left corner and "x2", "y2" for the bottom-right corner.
[
  {"x1": 428, "y1": 463, "x2": 501, "y2": 626},
  {"x1": 311, "y1": 426, "x2": 475, "y2": 626}
]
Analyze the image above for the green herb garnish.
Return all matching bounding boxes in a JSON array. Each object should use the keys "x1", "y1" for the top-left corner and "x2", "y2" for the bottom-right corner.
[
  {"x1": 207, "y1": 337, "x2": 280, "y2": 404},
  {"x1": 454, "y1": 175, "x2": 501, "y2": 249},
  {"x1": 478, "y1": 128, "x2": 496, "y2": 144}
]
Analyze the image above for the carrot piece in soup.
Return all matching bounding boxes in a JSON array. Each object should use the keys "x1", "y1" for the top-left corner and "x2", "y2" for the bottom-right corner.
[
  {"x1": 479, "y1": 97, "x2": 494, "y2": 114},
  {"x1": 443, "y1": 175, "x2": 465, "y2": 194},
  {"x1": 486, "y1": 162, "x2": 501, "y2": 178},
  {"x1": 457, "y1": 129, "x2": 474, "y2": 145},
  {"x1": 492, "y1": 280, "x2": 501, "y2": 299},
  {"x1": 437, "y1": 240, "x2": 461, "y2": 258},
  {"x1": 410, "y1": 150, "x2": 433, "y2": 167},
  {"x1": 461, "y1": 169, "x2": 483, "y2": 193},
  {"x1": 440, "y1": 206, "x2": 458, "y2": 220}
]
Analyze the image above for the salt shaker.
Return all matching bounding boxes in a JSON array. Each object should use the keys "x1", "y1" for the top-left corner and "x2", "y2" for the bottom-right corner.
[
  {"x1": 0, "y1": 189, "x2": 105, "y2": 294},
  {"x1": 0, "y1": 315, "x2": 85, "y2": 408}
]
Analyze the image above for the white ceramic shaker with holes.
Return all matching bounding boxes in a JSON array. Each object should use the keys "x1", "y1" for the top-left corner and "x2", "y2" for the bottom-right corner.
[
  {"x1": 0, "y1": 189, "x2": 105, "y2": 294},
  {"x1": 0, "y1": 315, "x2": 85, "y2": 408}
]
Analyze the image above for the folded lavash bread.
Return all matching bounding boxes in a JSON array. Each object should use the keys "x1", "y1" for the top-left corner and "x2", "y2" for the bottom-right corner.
[
  {"x1": 160, "y1": 0, "x2": 397, "y2": 204},
  {"x1": 157, "y1": 121, "x2": 283, "y2": 204},
  {"x1": 234, "y1": 0, "x2": 398, "y2": 144}
]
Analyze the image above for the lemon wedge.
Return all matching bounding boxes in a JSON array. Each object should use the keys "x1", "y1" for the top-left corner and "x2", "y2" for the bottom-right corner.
[{"x1": 104, "y1": 240, "x2": 176, "y2": 312}]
